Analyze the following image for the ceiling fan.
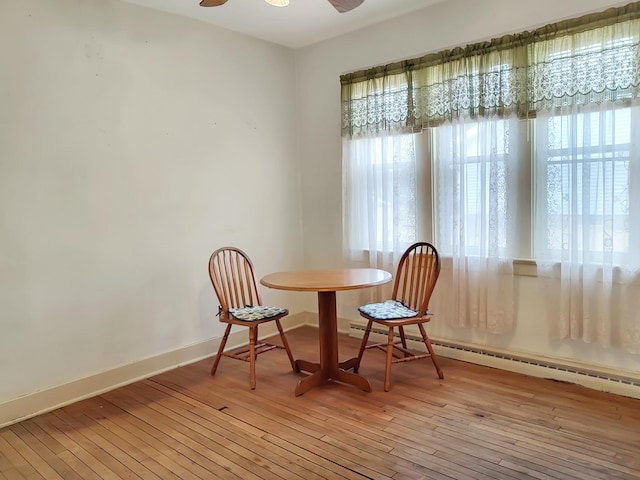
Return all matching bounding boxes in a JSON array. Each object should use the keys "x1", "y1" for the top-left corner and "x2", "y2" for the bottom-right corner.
[{"x1": 199, "y1": 0, "x2": 365, "y2": 14}]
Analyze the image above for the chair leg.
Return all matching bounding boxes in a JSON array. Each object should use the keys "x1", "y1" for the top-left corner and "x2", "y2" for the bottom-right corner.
[
  {"x1": 384, "y1": 327, "x2": 395, "y2": 392},
  {"x1": 354, "y1": 320, "x2": 373, "y2": 373},
  {"x1": 398, "y1": 326, "x2": 409, "y2": 355},
  {"x1": 249, "y1": 326, "x2": 257, "y2": 389},
  {"x1": 211, "y1": 324, "x2": 232, "y2": 376},
  {"x1": 418, "y1": 323, "x2": 444, "y2": 379},
  {"x1": 275, "y1": 319, "x2": 297, "y2": 372}
]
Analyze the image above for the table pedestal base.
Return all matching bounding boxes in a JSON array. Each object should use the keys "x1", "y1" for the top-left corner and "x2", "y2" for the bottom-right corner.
[
  {"x1": 293, "y1": 291, "x2": 372, "y2": 396},
  {"x1": 294, "y1": 359, "x2": 371, "y2": 396}
]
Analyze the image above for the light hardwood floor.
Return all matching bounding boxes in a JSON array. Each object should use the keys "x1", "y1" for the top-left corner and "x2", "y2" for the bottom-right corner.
[{"x1": 1, "y1": 326, "x2": 639, "y2": 479}]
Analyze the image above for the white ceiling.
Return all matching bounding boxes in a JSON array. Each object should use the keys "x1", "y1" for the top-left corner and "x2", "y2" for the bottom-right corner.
[{"x1": 120, "y1": 0, "x2": 447, "y2": 48}]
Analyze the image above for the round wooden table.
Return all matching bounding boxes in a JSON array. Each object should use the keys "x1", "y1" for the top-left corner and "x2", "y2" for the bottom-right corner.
[{"x1": 261, "y1": 268, "x2": 392, "y2": 396}]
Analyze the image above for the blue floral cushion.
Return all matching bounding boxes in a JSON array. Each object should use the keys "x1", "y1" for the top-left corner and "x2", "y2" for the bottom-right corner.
[
  {"x1": 358, "y1": 300, "x2": 419, "y2": 320},
  {"x1": 229, "y1": 306, "x2": 288, "y2": 321}
]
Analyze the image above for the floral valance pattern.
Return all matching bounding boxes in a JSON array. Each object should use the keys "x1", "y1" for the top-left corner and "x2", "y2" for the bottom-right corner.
[
  {"x1": 410, "y1": 50, "x2": 529, "y2": 129},
  {"x1": 527, "y1": 20, "x2": 640, "y2": 112},
  {"x1": 341, "y1": 71, "x2": 414, "y2": 136},
  {"x1": 341, "y1": 3, "x2": 640, "y2": 137}
]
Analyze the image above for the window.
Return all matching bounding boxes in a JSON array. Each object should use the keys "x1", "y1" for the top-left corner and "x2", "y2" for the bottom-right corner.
[
  {"x1": 536, "y1": 106, "x2": 637, "y2": 263},
  {"x1": 340, "y1": 4, "x2": 640, "y2": 346},
  {"x1": 342, "y1": 134, "x2": 417, "y2": 255},
  {"x1": 341, "y1": 7, "x2": 640, "y2": 267},
  {"x1": 347, "y1": 117, "x2": 640, "y2": 263},
  {"x1": 434, "y1": 117, "x2": 523, "y2": 258}
]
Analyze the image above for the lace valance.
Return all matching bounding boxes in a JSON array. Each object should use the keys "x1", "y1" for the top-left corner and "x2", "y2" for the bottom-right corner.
[{"x1": 341, "y1": 2, "x2": 640, "y2": 137}]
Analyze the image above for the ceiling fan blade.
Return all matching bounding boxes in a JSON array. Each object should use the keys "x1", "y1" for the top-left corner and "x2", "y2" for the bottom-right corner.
[
  {"x1": 328, "y1": 0, "x2": 364, "y2": 13},
  {"x1": 199, "y1": 0, "x2": 228, "y2": 6}
]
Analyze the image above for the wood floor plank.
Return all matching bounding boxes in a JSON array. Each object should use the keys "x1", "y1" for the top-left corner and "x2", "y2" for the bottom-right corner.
[
  {"x1": 0, "y1": 444, "x2": 13, "y2": 472},
  {"x1": 53, "y1": 399, "x2": 211, "y2": 479},
  {"x1": 55, "y1": 450, "x2": 102, "y2": 480},
  {"x1": 123, "y1": 382, "x2": 316, "y2": 480},
  {"x1": 78, "y1": 400, "x2": 212, "y2": 480},
  {"x1": 97, "y1": 392, "x2": 246, "y2": 480},
  {"x1": 225, "y1": 413, "x2": 394, "y2": 480},
  {"x1": 0, "y1": 432, "x2": 42, "y2": 480},
  {"x1": 7, "y1": 424, "x2": 81, "y2": 480},
  {"x1": 52, "y1": 409, "x2": 159, "y2": 480},
  {"x1": 0, "y1": 468, "x2": 26, "y2": 480},
  {"x1": 263, "y1": 433, "x2": 360, "y2": 480},
  {"x1": 138, "y1": 383, "x2": 332, "y2": 480},
  {"x1": 1, "y1": 326, "x2": 638, "y2": 480},
  {"x1": 46, "y1": 411, "x2": 141, "y2": 480},
  {"x1": 17, "y1": 420, "x2": 66, "y2": 456},
  {"x1": 115, "y1": 382, "x2": 312, "y2": 480}
]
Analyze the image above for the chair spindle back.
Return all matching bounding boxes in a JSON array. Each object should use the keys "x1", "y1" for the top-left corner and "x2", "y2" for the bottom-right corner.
[
  {"x1": 209, "y1": 247, "x2": 262, "y2": 311},
  {"x1": 392, "y1": 242, "x2": 440, "y2": 316}
]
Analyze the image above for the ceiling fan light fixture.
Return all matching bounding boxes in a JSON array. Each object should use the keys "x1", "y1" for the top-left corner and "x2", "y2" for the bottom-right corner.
[{"x1": 265, "y1": 0, "x2": 289, "y2": 6}]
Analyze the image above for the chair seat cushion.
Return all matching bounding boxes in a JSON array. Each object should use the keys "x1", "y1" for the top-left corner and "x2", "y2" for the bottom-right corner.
[
  {"x1": 229, "y1": 306, "x2": 288, "y2": 321},
  {"x1": 358, "y1": 300, "x2": 419, "y2": 320}
]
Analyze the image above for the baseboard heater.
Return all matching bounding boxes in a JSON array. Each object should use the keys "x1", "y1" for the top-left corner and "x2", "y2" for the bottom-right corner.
[{"x1": 349, "y1": 323, "x2": 640, "y2": 399}]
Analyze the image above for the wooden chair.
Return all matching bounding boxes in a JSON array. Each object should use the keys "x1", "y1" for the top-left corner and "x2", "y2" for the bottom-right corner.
[
  {"x1": 354, "y1": 242, "x2": 444, "y2": 391},
  {"x1": 208, "y1": 246, "x2": 296, "y2": 389}
]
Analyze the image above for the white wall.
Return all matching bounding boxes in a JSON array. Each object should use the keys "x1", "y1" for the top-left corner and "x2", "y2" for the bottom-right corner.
[
  {"x1": 0, "y1": 0, "x2": 303, "y2": 410},
  {"x1": 295, "y1": 0, "x2": 640, "y2": 374}
]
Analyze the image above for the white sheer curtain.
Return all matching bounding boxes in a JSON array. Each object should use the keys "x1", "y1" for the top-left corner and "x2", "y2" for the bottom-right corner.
[
  {"x1": 433, "y1": 115, "x2": 522, "y2": 333},
  {"x1": 342, "y1": 133, "x2": 417, "y2": 273},
  {"x1": 340, "y1": 3, "x2": 640, "y2": 341},
  {"x1": 535, "y1": 103, "x2": 640, "y2": 352}
]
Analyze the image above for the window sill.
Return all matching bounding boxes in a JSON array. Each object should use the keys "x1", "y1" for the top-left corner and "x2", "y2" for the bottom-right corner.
[
  {"x1": 513, "y1": 259, "x2": 538, "y2": 277},
  {"x1": 438, "y1": 256, "x2": 538, "y2": 277}
]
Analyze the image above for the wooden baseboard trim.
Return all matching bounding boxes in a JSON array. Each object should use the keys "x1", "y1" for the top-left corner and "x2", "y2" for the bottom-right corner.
[
  {"x1": 0, "y1": 314, "x2": 307, "y2": 428},
  {"x1": 349, "y1": 320, "x2": 640, "y2": 400}
]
